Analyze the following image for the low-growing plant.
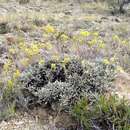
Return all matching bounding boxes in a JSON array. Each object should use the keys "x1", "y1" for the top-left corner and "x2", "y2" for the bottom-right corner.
[
  {"x1": 106, "y1": 0, "x2": 130, "y2": 14},
  {"x1": 17, "y1": 0, "x2": 30, "y2": 4},
  {"x1": 0, "y1": 22, "x2": 9, "y2": 34},
  {"x1": 72, "y1": 95, "x2": 130, "y2": 130},
  {"x1": 16, "y1": 59, "x2": 116, "y2": 110},
  {"x1": 0, "y1": 102, "x2": 15, "y2": 121}
]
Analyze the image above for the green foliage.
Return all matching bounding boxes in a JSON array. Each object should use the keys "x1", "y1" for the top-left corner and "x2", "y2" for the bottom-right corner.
[
  {"x1": 0, "y1": 22, "x2": 9, "y2": 34},
  {"x1": 72, "y1": 95, "x2": 130, "y2": 130},
  {"x1": 0, "y1": 102, "x2": 15, "y2": 121},
  {"x1": 17, "y1": 59, "x2": 116, "y2": 110},
  {"x1": 82, "y1": 61, "x2": 115, "y2": 93},
  {"x1": 17, "y1": 0, "x2": 30, "y2": 4},
  {"x1": 106, "y1": 0, "x2": 130, "y2": 14},
  {"x1": 0, "y1": 79, "x2": 16, "y2": 120}
]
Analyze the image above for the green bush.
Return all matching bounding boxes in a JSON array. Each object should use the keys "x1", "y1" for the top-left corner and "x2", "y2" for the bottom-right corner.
[
  {"x1": 106, "y1": 0, "x2": 130, "y2": 14},
  {"x1": 17, "y1": 0, "x2": 30, "y2": 4},
  {"x1": 0, "y1": 22, "x2": 9, "y2": 34},
  {"x1": 72, "y1": 95, "x2": 130, "y2": 130},
  {"x1": 17, "y1": 59, "x2": 116, "y2": 110},
  {"x1": 0, "y1": 102, "x2": 15, "y2": 121},
  {"x1": 83, "y1": 61, "x2": 115, "y2": 93},
  {"x1": 0, "y1": 80, "x2": 16, "y2": 120}
]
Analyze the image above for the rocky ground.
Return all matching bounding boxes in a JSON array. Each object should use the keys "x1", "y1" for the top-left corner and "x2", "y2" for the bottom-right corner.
[{"x1": 0, "y1": 0, "x2": 130, "y2": 129}]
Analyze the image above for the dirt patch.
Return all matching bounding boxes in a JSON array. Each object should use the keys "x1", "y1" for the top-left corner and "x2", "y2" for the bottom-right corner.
[
  {"x1": 0, "y1": 108, "x2": 76, "y2": 130},
  {"x1": 114, "y1": 72, "x2": 130, "y2": 99}
]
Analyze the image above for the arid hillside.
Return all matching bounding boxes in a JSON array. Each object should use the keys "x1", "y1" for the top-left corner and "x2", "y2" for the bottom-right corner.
[{"x1": 0, "y1": 0, "x2": 130, "y2": 130}]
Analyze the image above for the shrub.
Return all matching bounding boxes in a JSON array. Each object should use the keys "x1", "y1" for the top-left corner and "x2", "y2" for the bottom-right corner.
[
  {"x1": 0, "y1": 102, "x2": 15, "y2": 121},
  {"x1": 17, "y1": 0, "x2": 30, "y2": 4},
  {"x1": 65, "y1": 59, "x2": 83, "y2": 76},
  {"x1": 82, "y1": 61, "x2": 115, "y2": 93},
  {"x1": 17, "y1": 59, "x2": 116, "y2": 110},
  {"x1": 0, "y1": 22, "x2": 9, "y2": 34},
  {"x1": 72, "y1": 95, "x2": 130, "y2": 130},
  {"x1": 106, "y1": 0, "x2": 130, "y2": 14},
  {"x1": 0, "y1": 84, "x2": 16, "y2": 121}
]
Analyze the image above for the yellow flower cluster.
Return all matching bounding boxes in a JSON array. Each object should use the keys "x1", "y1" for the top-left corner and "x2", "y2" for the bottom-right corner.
[
  {"x1": 80, "y1": 30, "x2": 90, "y2": 37},
  {"x1": 9, "y1": 48, "x2": 16, "y2": 54},
  {"x1": 98, "y1": 40, "x2": 105, "y2": 49},
  {"x1": 88, "y1": 38, "x2": 97, "y2": 47},
  {"x1": 51, "y1": 63, "x2": 56, "y2": 70},
  {"x1": 39, "y1": 59, "x2": 45, "y2": 65},
  {"x1": 63, "y1": 57, "x2": 71, "y2": 64},
  {"x1": 44, "y1": 24, "x2": 55, "y2": 33},
  {"x1": 20, "y1": 58, "x2": 29, "y2": 67},
  {"x1": 72, "y1": 30, "x2": 106, "y2": 48},
  {"x1": 24, "y1": 44, "x2": 40, "y2": 57},
  {"x1": 13, "y1": 69, "x2": 21, "y2": 79},
  {"x1": 103, "y1": 58, "x2": 110, "y2": 65},
  {"x1": 92, "y1": 32, "x2": 99, "y2": 37},
  {"x1": 45, "y1": 42, "x2": 53, "y2": 50},
  {"x1": 60, "y1": 34, "x2": 69, "y2": 41},
  {"x1": 112, "y1": 35, "x2": 120, "y2": 41},
  {"x1": 3, "y1": 59, "x2": 13, "y2": 72},
  {"x1": 112, "y1": 35, "x2": 129, "y2": 45}
]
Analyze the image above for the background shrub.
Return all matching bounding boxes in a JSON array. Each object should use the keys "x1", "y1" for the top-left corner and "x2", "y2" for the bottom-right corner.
[
  {"x1": 17, "y1": 0, "x2": 30, "y2": 4},
  {"x1": 106, "y1": 0, "x2": 130, "y2": 14}
]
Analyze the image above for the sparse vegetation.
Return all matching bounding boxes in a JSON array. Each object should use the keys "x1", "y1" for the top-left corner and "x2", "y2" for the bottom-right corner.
[
  {"x1": 72, "y1": 95, "x2": 130, "y2": 130},
  {"x1": 106, "y1": 0, "x2": 130, "y2": 14},
  {"x1": 18, "y1": 0, "x2": 30, "y2": 4},
  {"x1": 0, "y1": 0, "x2": 130, "y2": 129}
]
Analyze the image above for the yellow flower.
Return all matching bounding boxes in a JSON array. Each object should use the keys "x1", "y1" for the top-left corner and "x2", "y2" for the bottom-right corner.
[
  {"x1": 13, "y1": 69, "x2": 21, "y2": 79},
  {"x1": 24, "y1": 48, "x2": 33, "y2": 56},
  {"x1": 31, "y1": 44, "x2": 40, "y2": 55},
  {"x1": 103, "y1": 58, "x2": 110, "y2": 64},
  {"x1": 3, "y1": 59, "x2": 13, "y2": 72},
  {"x1": 72, "y1": 35, "x2": 78, "y2": 41},
  {"x1": 44, "y1": 24, "x2": 55, "y2": 33},
  {"x1": 63, "y1": 57, "x2": 70, "y2": 64},
  {"x1": 122, "y1": 40, "x2": 128, "y2": 45},
  {"x1": 60, "y1": 34, "x2": 69, "y2": 41},
  {"x1": 51, "y1": 63, "x2": 56, "y2": 70},
  {"x1": 19, "y1": 42, "x2": 27, "y2": 49},
  {"x1": 98, "y1": 41, "x2": 105, "y2": 49},
  {"x1": 80, "y1": 30, "x2": 90, "y2": 37},
  {"x1": 92, "y1": 32, "x2": 99, "y2": 37},
  {"x1": 24, "y1": 44, "x2": 40, "y2": 57},
  {"x1": 39, "y1": 59, "x2": 45, "y2": 65},
  {"x1": 9, "y1": 48, "x2": 16, "y2": 54},
  {"x1": 20, "y1": 58, "x2": 29, "y2": 66},
  {"x1": 88, "y1": 38, "x2": 97, "y2": 47},
  {"x1": 112, "y1": 35, "x2": 120, "y2": 41},
  {"x1": 45, "y1": 42, "x2": 53, "y2": 50}
]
